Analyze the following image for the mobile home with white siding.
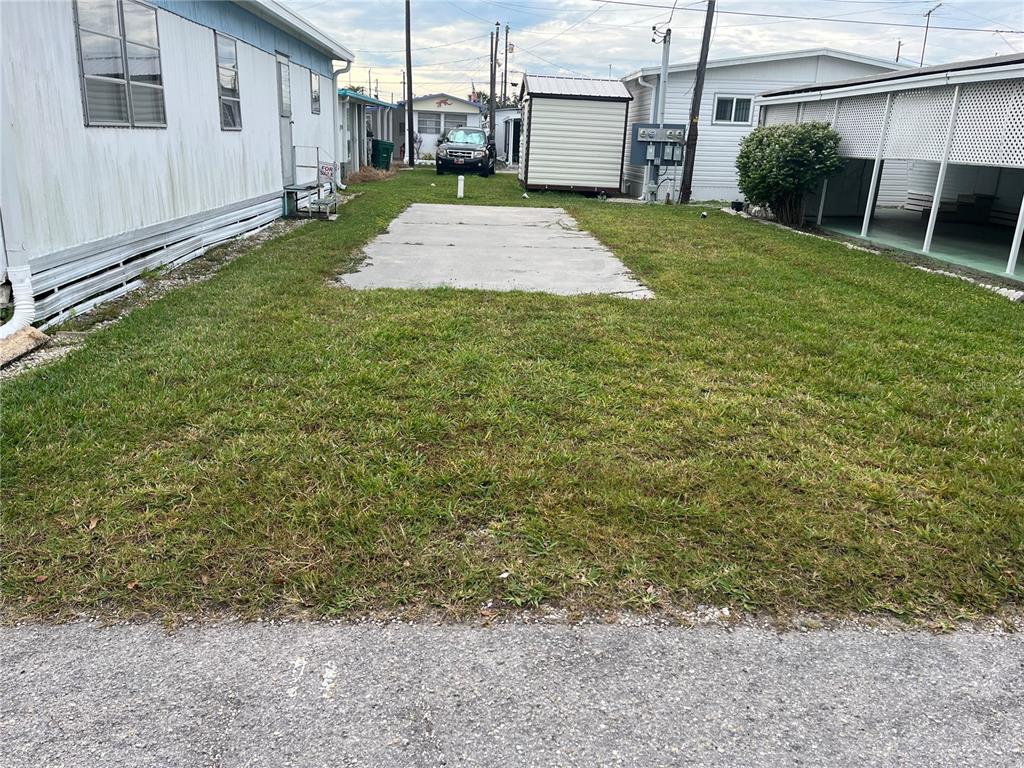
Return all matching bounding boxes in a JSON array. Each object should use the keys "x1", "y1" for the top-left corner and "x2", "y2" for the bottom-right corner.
[
  {"x1": 621, "y1": 49, "x2": 901, "y2": 201},
  {"x1": 0, "y1": 0, "x2": 353, "y2": 335},
  {"x1": 519, "y1": 75, "x2": 632, "y2": 194}
]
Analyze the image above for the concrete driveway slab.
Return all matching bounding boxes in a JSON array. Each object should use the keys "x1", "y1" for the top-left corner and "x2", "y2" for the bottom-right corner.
[{"x1": 340, "y1": 203, "x2": 652, "y2": 298}]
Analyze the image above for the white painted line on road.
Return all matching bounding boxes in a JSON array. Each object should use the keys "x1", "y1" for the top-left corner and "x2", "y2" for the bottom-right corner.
[{"x1": 286, "y1": 655, "x2": 307, "y2": 698}]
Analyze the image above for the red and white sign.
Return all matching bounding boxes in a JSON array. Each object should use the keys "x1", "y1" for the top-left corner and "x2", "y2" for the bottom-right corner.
[{"x1": 318, "y1": 161, "x2": 336, "y2": 183}]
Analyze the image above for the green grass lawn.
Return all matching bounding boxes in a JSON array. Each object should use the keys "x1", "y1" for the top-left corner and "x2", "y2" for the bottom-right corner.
[{"x1": 3, "y1": 169, "x2": 1022, "y2": 622}]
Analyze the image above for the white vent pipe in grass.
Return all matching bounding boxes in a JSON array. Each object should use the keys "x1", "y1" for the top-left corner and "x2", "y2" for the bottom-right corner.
[{"x1": 457, "y1": 175, "x2": 465, "y2": 199}]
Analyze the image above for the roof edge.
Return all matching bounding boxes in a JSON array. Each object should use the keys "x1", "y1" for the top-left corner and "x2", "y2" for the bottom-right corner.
[
  {"x1": 622, "y1": 48, "x2": 905, "y2": 83},
  {"x1": 233, "y1": 0, "x2": 354, "y2": 62},
  {"x1": 758, "y1": 51, "x2": 1024, "y2": 100}
]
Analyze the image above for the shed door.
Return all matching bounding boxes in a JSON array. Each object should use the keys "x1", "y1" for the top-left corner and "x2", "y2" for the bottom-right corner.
[{"x1": 276, "y1": 53, "x2": 294, "y2": 186}]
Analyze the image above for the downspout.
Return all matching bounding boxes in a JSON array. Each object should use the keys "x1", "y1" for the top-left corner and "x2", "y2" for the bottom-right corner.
[
  {"x1": 636, "y1": 74, "x2": 657, "y2": 198},
  {"x1": 0, "y1": 264, "x2": 34, "y2": 340},
  {"x1": 0, "y1": 105, "x2": 34, "y2": 339},
  {"x1": 332, "y1": 60, "x2": 353, "y2": 183}
]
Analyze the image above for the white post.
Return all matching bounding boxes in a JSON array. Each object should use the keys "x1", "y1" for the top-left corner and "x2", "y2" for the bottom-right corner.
[
  {"x1": 816, "y1": 178, "x2": 828, "y2": 226},
  {"x1": 1008, "y1": 195, "x2": 1024, "y2": 276},
  {"x1": 923, "y1": 84, "x2": 962, "y2": 254},
  {"x1": 860, "y1": 92, "x2": 893, "y2": 238},
  {"x1": 457, "y1": 175, "x2": 465, "y2": 199}
]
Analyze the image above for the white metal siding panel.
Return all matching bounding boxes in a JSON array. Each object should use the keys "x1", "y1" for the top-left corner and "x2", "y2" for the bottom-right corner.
[
  {"x1": 623, "y1": 56, "x2": 896, "y2": 200},
  {"x1": 877, "y1": 159, "x2": 910, "y2": 207},
  {"x1": 290, "y1": 67, "x2": 337, "y2": 184},
  {"x1": 525, "y1": 98, "x2": 627, "y2": 189},
  {"x1": 1, "y1": 2, "x2": 283, "y2": 262},
  {"x1": 623, "y1": 81, "x2": 653, "y2": 187}
]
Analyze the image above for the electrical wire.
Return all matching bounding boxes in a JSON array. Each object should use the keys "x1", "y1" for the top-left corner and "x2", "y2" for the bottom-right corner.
[{"x1": 583, "y1": 0, "x2": 1024, "y2": 33}]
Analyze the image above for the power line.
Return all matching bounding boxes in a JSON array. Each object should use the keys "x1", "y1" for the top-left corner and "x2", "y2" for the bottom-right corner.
[
  {"x1": 355, "y1": 34, "x2": 492, "y2": 55},
  {"x1": 583, "y1": 0, "x2": 1024, "y2": 33}
]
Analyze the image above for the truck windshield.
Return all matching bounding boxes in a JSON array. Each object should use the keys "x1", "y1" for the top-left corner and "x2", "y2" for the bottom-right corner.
[{"x1": 445, "y1": 129, "x2": 485, "y2": 145}]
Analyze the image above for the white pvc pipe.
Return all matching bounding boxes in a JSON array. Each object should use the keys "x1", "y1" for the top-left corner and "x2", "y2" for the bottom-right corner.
[
  {"x1": 0, "y1": 265, "x2": 35, "y2": 339},
  {"x1": 457, "y1": 175, "x2": 465, "y2": 199}
]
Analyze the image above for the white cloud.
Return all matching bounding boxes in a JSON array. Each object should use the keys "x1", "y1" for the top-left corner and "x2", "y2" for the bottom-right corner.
[{"x1": 288, "y1": 0, "x2": 1024, "y2": 102}]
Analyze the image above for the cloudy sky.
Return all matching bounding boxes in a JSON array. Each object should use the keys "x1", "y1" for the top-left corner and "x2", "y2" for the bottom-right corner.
[{"x1": 289, "y1": 0, "x2": 1023, "y2": 103}]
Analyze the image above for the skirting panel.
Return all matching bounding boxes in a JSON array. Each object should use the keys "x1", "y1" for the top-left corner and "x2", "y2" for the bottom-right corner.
[{"x1": 31, "y1": 193, "x2": 285, "y2": 326}]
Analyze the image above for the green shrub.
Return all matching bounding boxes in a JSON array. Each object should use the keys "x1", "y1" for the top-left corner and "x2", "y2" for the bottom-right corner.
[{"x1": 736, "y1": 122, "x2": 844, "y2": 227}]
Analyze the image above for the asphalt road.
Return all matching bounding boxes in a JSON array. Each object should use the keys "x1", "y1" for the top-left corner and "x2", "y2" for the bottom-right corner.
[{"x1": 2, "y1": 621, "x2": 1022, "y2": 767}]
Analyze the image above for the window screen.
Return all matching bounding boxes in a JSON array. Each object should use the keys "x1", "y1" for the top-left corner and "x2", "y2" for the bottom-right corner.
[
  {"x1": 418, "y1": 111, "x2": 441, "y2": 134},
  {"x1": 75, "y1": 0, "x2": 165, "y2": 127},
  {"x1": 714, "y1": 96, "x2": 753, "y2": 124},
  {"x1": 216, "y1": 33, "x2": 241, "y2": 130},
  {"x1": 443, "y1": 113, "x2": 470, "y2": 131},
  {"x1": 310, "y1": 71, "x2": 321, "y2": 115}
]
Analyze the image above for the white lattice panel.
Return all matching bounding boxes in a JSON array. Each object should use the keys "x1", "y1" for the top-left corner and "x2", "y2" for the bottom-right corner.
[
  {"x1": 950, "y1": 78, "x2": 1024, "y2": 168},
  {"x1": 832, "y1": 94, "x2": 889, "y2": 158},
  {"x1": 883, "y1": 86, "x2": 956, "y2": 162},
  {"x1": 799, "y1": 100, "x2": 837, "y2": 124},
  {"x1": 763, "y1": 104, "x2": 799, "y2": 125}
]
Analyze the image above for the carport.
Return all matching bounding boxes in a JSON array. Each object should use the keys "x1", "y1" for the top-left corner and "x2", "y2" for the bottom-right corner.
[{"x1": 758, "y1": 53, "x2": 1024, "y2": 281}]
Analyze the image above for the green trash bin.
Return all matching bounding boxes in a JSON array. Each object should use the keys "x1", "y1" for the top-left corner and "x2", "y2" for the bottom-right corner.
[{"x1": 371, "y1": 139, "x2": 393, "y2": 170}]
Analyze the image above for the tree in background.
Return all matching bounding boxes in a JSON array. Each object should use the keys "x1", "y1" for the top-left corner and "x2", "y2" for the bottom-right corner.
[{"x1": 736, "y1": 122, "x2": 844, "y2": 227}]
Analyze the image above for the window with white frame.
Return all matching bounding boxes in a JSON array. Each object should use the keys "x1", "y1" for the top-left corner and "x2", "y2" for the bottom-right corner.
[
  {"x1": 215, "y1": 33, "x2": 241, "y2": 130},
  {"x1": 442, "y1": 113, "x2": 470, "y2": 132},
  {"x1": 75, "y1": 0, "x2": 166, "y2": 126},
  {"x1": 310, "y1": 71, "x2": 321, "y2": 114},
  {"x1": 418, "y1": 111, "x2": 441, "y2": 134},
  {"x1": 713, "y1": 95, "x2": 752, "y2": 125}
]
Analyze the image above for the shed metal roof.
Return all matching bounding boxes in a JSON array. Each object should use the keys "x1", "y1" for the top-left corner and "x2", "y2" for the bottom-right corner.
[{"x1": 521, "y1": 75, "x2": 631, "y2": 101}]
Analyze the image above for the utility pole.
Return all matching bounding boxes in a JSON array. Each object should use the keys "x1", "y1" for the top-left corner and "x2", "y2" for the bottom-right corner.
[
  {"x1": 657, "y1": 28, "x2": 671, "y2": 126},
  {"x1": 502, "y1": 24, "x2": 509, "y2": 102},
  {"x1": 921, "y1": 4, "x2": 941, "y2": 66},
  {"x1": 896, "y1": 39, "x2": 904, "y2": 62},
  {"x1": 489, "y1": 24, "x2": 497, "y2": 143},
  {"x1": 405, "y1": 0, "x2": 414, "y2": 166},
  {"x1": 679, "y1": 0, "x2": 715, "y2": 204}
]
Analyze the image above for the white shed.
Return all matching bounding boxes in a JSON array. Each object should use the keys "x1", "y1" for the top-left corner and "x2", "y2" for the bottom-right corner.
[{"x1": 518, "y1": 75, "x2": 632, "y2": 194}]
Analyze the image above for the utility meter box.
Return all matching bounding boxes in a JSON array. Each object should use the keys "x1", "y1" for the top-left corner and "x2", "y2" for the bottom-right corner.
[{"x1": 630, "y1": 122, "x2": 687, "y2": 167}]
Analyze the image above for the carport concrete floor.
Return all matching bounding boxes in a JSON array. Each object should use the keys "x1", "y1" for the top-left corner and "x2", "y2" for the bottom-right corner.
[
  {"x1": 822, "y1": 209, "x2": 1021, "y2": 282},
  {"x1": 340, "y1": 203, "x2": 653, "y2": 298}
]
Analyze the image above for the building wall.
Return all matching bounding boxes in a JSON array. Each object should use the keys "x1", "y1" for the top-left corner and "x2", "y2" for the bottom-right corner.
[
  {"x1": 1, "y1": 1, "x2": 337, "y2": 264},
  {"x1": 412, "y1": 98, "x2": 482, "y2": 157},
  {"x1": 624, "y1": 55, "x2": 897, "y2": 200},
  {"x1": 522, "y1": 97, "x2": 628, "y2": 190}
]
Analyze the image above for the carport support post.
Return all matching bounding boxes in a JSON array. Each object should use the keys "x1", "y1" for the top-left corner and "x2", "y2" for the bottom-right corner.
[
  {"x1": 860, "y1": 92, "x2": 893, "y2": 238},
  {"x1": 1008, "y1": 197, "x2": 1024, "y2": 276},
  {"x1": 923, "y1": 84, "x2": 962, "y2": 254},
  {"x1": 816, "y1": 179, "x2": 828, "y2": 226}
]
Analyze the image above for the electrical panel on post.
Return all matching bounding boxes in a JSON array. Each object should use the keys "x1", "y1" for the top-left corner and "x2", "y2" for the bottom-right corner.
[{"x1": 629, "y1": 122, "x2": 687, "y2": 167}]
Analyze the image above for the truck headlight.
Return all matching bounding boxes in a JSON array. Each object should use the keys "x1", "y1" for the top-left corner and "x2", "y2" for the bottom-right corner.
[
  {"x1": 473, "y1": 150, "x2": 485, "y2": 159},
  {"x1": 437, "y1": 148, "x2": 447, "y2": 158}
]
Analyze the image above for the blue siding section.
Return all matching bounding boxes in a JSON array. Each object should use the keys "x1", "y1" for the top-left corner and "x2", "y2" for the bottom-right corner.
[{"x1": 151, "y1": 1, "x2": 333, "y2": 75}]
